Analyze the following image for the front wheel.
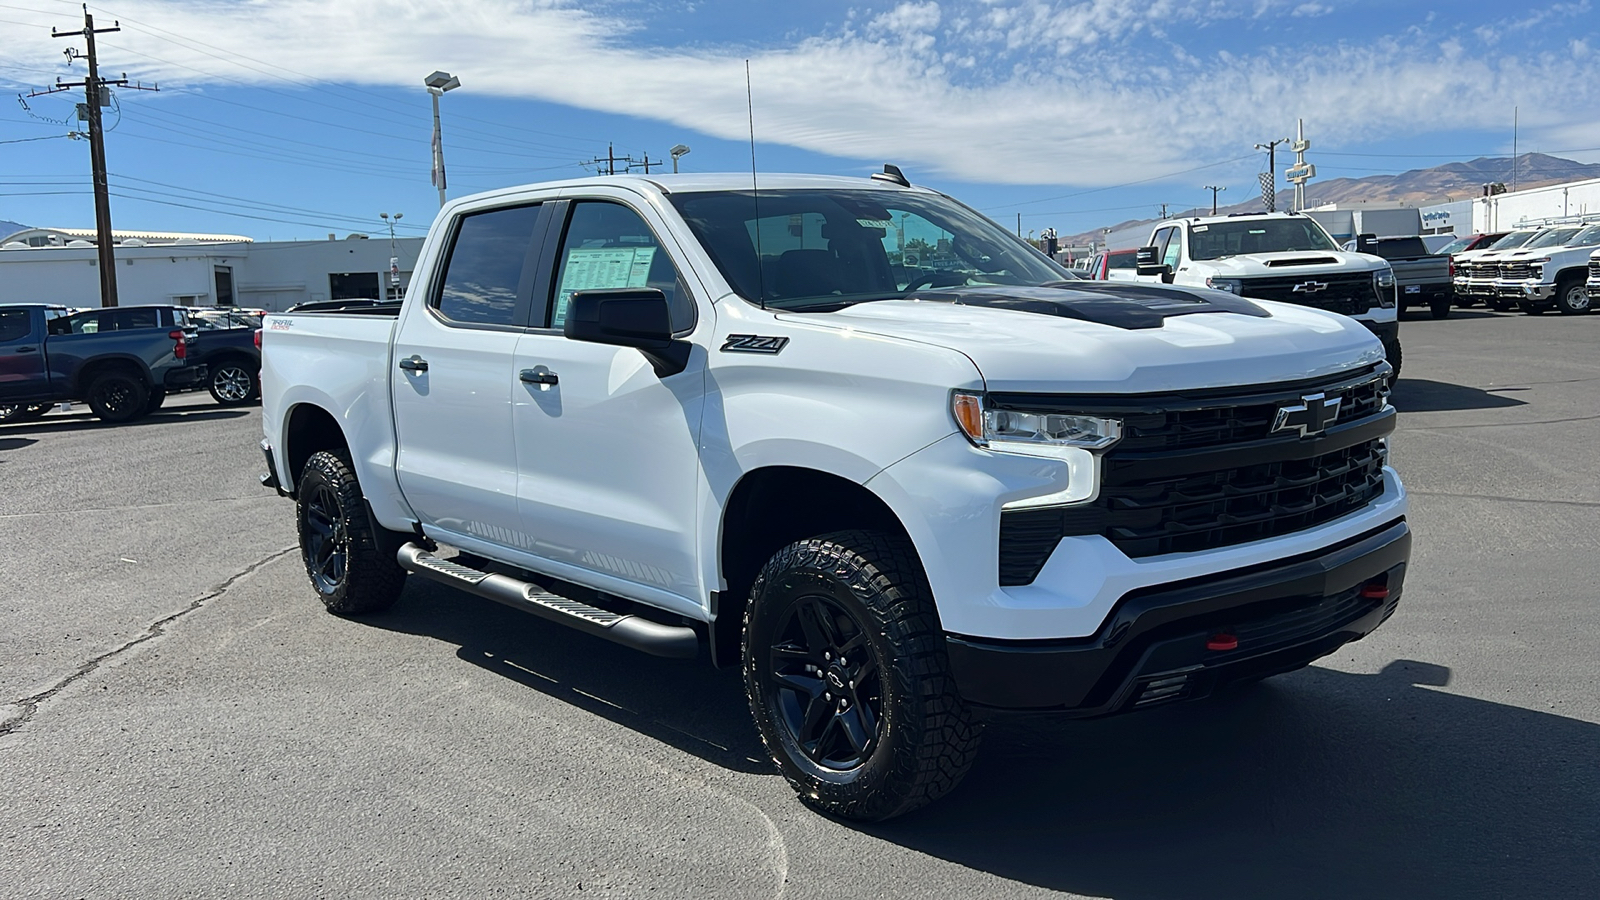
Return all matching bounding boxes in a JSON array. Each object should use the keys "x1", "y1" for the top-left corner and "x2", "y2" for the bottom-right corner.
[
  {"x1": 85, "y1": 371, "x2": 149, "y2": 423},
  {"x1": 208, "y1": 361, "x2": 259, "y2": 405},
  {"x1": 742, "y1": 530, "x2": 981, "y2": 821},
  {"x1": 295, "y1": 450, "x2": 407, "y2": 615},
  {"x1": 1554, "y1": 277, "x2": 1590, "y2": 315}
]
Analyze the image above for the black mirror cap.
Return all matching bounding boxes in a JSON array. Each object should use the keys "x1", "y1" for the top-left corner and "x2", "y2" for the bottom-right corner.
[
  {"x1": 1134, "y1": 246, "x2": 1166, "y2": 276},
  {"x1": 564, "y1": 288, "x2": 674, "y2": 350},
  {"x1": 1356, "y1": 233, "x2": 1379, "y2": 254}
]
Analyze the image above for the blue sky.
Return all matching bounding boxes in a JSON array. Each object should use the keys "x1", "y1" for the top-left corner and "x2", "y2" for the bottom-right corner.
[{"x1": 2, "y1": 0, "x2": 1598, "y2": 243}]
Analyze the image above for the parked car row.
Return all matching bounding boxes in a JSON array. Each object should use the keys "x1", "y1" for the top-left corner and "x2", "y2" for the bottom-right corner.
[
  {"x1": 0, "y1": 303, "x2": 262, "y2": 424},
  {"x1": 1450, "y1": 222, "x2": 1600, "y2": 314}
]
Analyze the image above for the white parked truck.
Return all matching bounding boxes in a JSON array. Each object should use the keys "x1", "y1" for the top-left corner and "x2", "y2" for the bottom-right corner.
[
  {"x1": 1132, "y1": 212, "x2": 1401, "y2": 374},
  {"x1": 1488, "y1": 221, "x2": 1600, "y2": 315},
  {"x1": 260, "y1": 171, "x2": 1410, "y2": 820}
]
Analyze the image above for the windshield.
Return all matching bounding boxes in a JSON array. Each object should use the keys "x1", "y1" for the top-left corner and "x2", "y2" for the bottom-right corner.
[
  {"x1": 1186, "y1": 218, "x2": 1337, "y2": 260},
  {"x1": 1569, "y1": 225, "x2": 1600, "y2": 246},
  {"x1": 1437, "y1": 237, "x2": 1472, "y2": 256},
  {"x1": 1525, "y1": 227, "x2": 1581, "y2": 249},
  {"x1": 667, "y1": 189, "x2": 1068, "y2": 310},
  {"x1": 1488, "y1": 231, "x2": 1535, "y2": 250}
]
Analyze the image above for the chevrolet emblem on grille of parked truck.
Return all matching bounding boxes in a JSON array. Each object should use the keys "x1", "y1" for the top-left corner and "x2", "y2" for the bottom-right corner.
[
  {"x1": 1292, "y1": 281, "x2": 1329, "y2": 293},
  {"x1": 1272, "y1": 392, "x2": 1342, "y2": 437}
]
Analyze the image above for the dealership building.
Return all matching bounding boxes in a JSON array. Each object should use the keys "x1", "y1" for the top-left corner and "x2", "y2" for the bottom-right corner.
[{"x1": 0, "y1": 226, "x2": 423, "y2": 311}]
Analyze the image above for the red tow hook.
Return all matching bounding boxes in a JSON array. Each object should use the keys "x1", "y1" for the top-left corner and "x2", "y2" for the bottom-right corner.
[{"x1": 1206, "y1": 633, "x2": 1239, "y2": 652}]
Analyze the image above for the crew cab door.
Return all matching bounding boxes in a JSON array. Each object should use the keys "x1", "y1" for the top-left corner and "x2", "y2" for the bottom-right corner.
[
  {"x1": 509, "y1": 196, "x2": 709, "y2": 612},
  {"x1": 392, "y1": 201, "x2": 552, "y2": 548},
  {"x1": 0, "y1": 307, "x2": 47, "y2": 403}
]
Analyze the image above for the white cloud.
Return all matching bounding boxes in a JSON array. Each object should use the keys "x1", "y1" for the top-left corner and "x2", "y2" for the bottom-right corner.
[
  {"x1": 0, "y1": 0, "x2": 1596, "y2": 187},
  {"x1": 1292, "y1": 2, "x2": 1332, "y2": 16}
]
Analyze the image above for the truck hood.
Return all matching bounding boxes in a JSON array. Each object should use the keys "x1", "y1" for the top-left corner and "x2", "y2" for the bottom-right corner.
[
  {"x1": 777, "y1": 283, "x2": 1384, "y2": 393},
  {"x1": 1194, "y1": 250, "x2": 1387, "y2": 276}
]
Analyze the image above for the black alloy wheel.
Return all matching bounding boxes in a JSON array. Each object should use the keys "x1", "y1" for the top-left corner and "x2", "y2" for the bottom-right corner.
[
  {"x1": 743, "y1": 530, "x2": 981, "y2": 821},
  {"x1": 767, "y1": 594, "x2": 884, "y2": 771},
  {"x1": 294, "y1": 450, "x2": 407, "y2": 614},
  {"x1": 85, "y1": 372, "x2": 149, "y2": 423}
]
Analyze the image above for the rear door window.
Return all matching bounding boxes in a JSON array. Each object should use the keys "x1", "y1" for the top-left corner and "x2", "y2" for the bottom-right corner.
[
  {"x1": 0, "y1": 308, "x2": 32, "y2": 343},
  {"x1": 433, "y1": 204, "x2": 544, "y2": 327}
]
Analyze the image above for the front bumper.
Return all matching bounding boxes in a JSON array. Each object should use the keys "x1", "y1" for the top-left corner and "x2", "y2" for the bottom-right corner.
[
  {"x1": 163, "y1": 364, "x2": 209, "y2": 389},
  {"x1": 945, "y1": 518, "x2": 1410, "y2": 714},
  {"x1": 1494, "y1": 279, "x2": 1553, "y2": 300}
]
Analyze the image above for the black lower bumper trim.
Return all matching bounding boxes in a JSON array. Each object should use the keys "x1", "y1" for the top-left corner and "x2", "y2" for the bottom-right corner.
[
  {"x1": 946, "y1": 518, "x2": 1410, "y2": 714},
  {"x1": 163, "y1": 365, "x2": 208, "y2": 388}
]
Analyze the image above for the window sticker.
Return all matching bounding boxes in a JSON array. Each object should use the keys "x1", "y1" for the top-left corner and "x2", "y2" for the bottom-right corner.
[{"x1": 553, "y1": 246, "x2": 657, "y2": 324}]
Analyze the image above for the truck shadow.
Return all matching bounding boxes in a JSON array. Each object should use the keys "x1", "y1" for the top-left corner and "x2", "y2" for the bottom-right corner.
[
  {"x1": 372, "y1": 577, "x2": 771, "y2": 774},
  {"x1": 862, "y1": 660, "x2": 1600, "y2": 898},
  {"x1": 0, "y1": 407, "x2": 250, "y2": 433},
  {"x1": 1390, "y1": 378, "x2": 1527, "y2": 412},
  {"x1": 371, "y1": 579, "x2": 1600, "y2": 899}
]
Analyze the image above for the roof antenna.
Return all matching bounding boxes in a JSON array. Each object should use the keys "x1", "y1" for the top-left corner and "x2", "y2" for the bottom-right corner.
[{"x1": 746, "y1": 59, "x2": 765, "y2": 310}]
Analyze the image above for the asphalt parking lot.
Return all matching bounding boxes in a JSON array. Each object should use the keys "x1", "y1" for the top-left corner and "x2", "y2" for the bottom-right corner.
[{"x1": 3, "y1": 310, "x2": 1598, "y2": 899}]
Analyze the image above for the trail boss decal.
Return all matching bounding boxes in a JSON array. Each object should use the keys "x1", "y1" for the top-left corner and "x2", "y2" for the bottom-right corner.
[{"x1": 720, "y1": 334, "x2": 790, "y2": 354}]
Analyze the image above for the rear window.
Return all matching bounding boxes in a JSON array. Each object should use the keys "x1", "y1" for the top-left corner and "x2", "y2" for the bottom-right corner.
[
  {"x1": 1371, "y1": 238, "x2": 1428, "y2": 259},
  {"x1": 1106, "y1": 251, "x2": 1139, "y2": 269}
]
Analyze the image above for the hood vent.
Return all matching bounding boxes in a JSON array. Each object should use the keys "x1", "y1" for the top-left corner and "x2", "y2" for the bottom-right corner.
[{"x1": 1265, "y1": 256, "x2": 1341, "y2": 267}]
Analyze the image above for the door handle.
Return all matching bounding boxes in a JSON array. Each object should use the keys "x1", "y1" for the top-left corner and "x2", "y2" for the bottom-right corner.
[
  {"x1": 520, "y1": 368, "x2": 559, "y2": 387},
  {"x1": 15, "y1": 346, "x2": 37, "y2": 353},
  {"x1": 398, "y1": 355, "x2": 428, "y2": 372}
]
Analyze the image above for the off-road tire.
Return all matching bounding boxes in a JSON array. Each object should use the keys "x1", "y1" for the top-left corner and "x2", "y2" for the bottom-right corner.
[
  {"x1": 1554, "y1": 275, "x2": 1590, "y2": 315},
  {"x1": 1429, "y1": 297, "x2": 1451, "y2": 319},
  {"x1": 742, "y1": 530, "x2": 982, "y2": 821},
  {"x1": 85, "y1": 371, "x2": 149, "y2": 423},
  {"x1": 295, "y1": 450, "x2": 407, "y2": 615},
  {"x1": 208, "y1": 360, "x2": 260, "y2": 405}
]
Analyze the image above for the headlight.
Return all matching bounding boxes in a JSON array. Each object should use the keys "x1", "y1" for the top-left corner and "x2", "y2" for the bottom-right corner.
[
  {"x1": 951, "y1": 391, "x2": 1122, "y2": 451},
  {"x1": 1374, "y1": 267, "x2": 1395, "y2": 288},
  {"x1": 1373, "y1": 268, "x2": 1396, "y2": 308},
  {"x1": 1205, "y1": 277, "x2": 1243, "y2": 294}
]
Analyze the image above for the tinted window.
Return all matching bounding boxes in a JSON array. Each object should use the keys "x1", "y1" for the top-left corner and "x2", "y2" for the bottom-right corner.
[
  {"x1": 550, "y1": 201, "x2": 691, "y2": 331},
  {"x1": 1107, "y1": 251, "x2": 1138, "y2": 269},
  {"x1": 0, "y1": 308, "x2": 31, "y2": 343},
  {"x1": 668, "y1": 189, "x2": 1065, "y2": 310},
  {"x1": 56, "y1": 311, "x2": 107, "y2": 334},
  {"x1": 1187, "y1": 218, "x2": 1337, "y2": 259},
  {"x1": 1372, "y1": 238, "x2": 1428, "y2": 259},
  {"x1": 109, "y1": 307, "x2": 161, "y2": 330},
  {"x1": 435, "y1": 204, "x2": 542, "y2": 326}
]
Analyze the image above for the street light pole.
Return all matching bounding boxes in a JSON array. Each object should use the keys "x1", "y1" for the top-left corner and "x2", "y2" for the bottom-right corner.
[
  {"x1": 1204, "y1": 185, "x2": 1226, "y2": 215},
  {"x1": 380, "y1": 212, "x2": 403, "y2": 300},
  {"x1": 425, "y1": 71, "x2": 461, "y2": 209},
  {"x1": 670, "y1": 143, "x2": 691, "y2": 173}
]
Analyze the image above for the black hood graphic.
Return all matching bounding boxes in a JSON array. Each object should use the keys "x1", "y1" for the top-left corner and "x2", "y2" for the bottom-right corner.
[{"x1": 904, "y1": 282, "x2": 1270, "y2": 330}]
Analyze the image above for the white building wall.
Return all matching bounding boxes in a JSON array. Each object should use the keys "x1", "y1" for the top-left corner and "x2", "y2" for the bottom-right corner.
[
  {"x1": 1475, "y1": 177, "x2": 1600, "y2": 232},
  {"x1": 0, "y1": 236, "x2": 424, "y2": 312}
]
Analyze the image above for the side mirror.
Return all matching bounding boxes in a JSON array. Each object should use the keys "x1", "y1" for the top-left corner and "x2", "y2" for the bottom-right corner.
[
  {"x1": 1135, "y1": 246, "x2": 1168, "y2": 277},
  {"x1": 1356, "y1": 233, "x2": 1378, "y2": 254},
  {"x1": 563, "y1": 288, "x2": 690, "y2": 378},
  {"x1": 564, "y1": 288, "x2": 673, "y2": 350}
]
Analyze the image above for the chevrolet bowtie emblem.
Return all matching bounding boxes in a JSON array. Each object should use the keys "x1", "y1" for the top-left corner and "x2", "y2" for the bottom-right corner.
[
  {"x1": 1273, "y1": 392, "x2": 1342, "y2": 437},
  {"x1": 1292, "y1": 281, "x2": 1329, "y2": 293}
]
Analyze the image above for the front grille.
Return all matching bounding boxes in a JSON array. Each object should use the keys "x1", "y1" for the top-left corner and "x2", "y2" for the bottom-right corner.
[
  {"x1": 1498, "y1": 261, "x2": 1533, "y2": 279},
  {"x1": 996, "y1": 366, "x2": 1392, "y2": 582},
  {"x1": 1589, "y1": 260, "x2": 1599, "y2": 280},
  {"x1": 1465, "y1": 261, "x2": 1497, "y2": 279},
  {"x1": 1236, "y1": 272, "x2": 1379, "y2": 316}
]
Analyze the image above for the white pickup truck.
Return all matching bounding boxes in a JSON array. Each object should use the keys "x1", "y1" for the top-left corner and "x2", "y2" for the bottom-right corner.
[
  {"x1": 260, "y1": 171, "x2": 1410, "y2": 820},
  {"x1": 1488, "y1": 221, "x2": 1600, "y2": 315},
  {"x1": 1133, "y1": 212, "x2": 1402, "y2": 374}
]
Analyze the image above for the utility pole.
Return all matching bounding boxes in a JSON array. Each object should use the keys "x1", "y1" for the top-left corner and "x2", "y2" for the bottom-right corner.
[
  {"x1": 1016, "y1": 213, "x2": 1021, "y2": 237},
  {"x1": 1158, "y1": 203, "x2": 1170, "y2": 219},
  {"x1": 627, "y1": 154, "x2": 662, "y2": 175},
  {"x1": 1254, "y1": 136, "x2": 1290, "y2": 212},
  {"x1": 30, "y1": 6, "x2": 157, "y2": 307},
  {"x1": 1204, "y1": 185, "x2": 1226, "y2": 215},
  {"x1": 582, "y1": 143, "x2": 632, "y2": 176},
  {"x1": 1512, "y1": 106, "x2": 1519, "y2": 193}
]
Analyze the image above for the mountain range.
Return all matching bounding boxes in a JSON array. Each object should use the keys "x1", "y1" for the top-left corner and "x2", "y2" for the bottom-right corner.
[{"x1": 1062, "y1": 153, "x2": 1600, "y2": 247}]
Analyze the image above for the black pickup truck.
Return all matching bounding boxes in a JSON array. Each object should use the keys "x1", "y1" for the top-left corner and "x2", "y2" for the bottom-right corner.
[
  {"x1": 1358, "y1": 235, "x2": 1453, "y2": 319},
  {"x1": 0, "y1": 304, "x2": 207, "y2": 423},
  {"x1": 189, "y1": 309, "x2": 263, "y2": 405}
]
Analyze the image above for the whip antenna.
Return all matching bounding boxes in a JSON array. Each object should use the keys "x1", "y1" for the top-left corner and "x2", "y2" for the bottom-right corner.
[{"x1": 746, "y1": 59, "x2": 765, "y2": 309}]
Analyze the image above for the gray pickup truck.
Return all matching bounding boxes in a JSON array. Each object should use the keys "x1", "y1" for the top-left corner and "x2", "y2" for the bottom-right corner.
[{"x1": 1358, "y1": 235, "x2": 1452, "y2": 319}]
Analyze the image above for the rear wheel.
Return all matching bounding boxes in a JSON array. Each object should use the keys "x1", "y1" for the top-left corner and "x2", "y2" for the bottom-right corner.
[
  {"x1": 295, "y1": 450, "x2": 407, "y2": 615},
  {"x1": 208, "y1": 360, "x2": 259, "y2": 405},
  {"x1": 743, "y1": 530, "x2": 981, "y2": 821},
  {"x1": 1554, "y1": 276, "x2": 1590, "y2": 315},
  {"x1": 1429, "y1": 297, "x2": 1452, "y2": 319},
  {"x1": 85, "y1": 371, "x2": 149, "y2": 423}
]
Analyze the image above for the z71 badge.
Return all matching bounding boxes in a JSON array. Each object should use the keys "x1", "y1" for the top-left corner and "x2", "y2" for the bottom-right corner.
[{"x1": 720, "y1": 334, "x2": 790, "y2": 354}]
